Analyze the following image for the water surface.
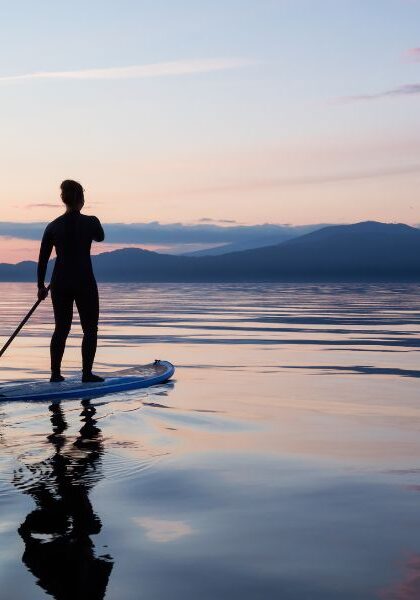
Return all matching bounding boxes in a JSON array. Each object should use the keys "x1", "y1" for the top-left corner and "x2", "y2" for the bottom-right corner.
[{"x1": 1, "y1": 283, "x2": 420, "y2": 599}]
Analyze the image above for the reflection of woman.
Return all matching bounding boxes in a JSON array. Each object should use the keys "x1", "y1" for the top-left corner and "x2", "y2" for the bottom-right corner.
[
  {"x1": 15, "y1": 401, "x2": 113, "y2": 600},
  {"x1": 37, "y1": 180, "x2": 105, "y2": 383}
]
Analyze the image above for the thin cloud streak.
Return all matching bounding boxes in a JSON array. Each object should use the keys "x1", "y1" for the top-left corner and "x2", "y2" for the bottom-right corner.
[
  {"x1": 186, "y1": 164, "x2": 420, "y2": 195},
  {"x1": 25, "y1": 202, "x2": 102, "y2": 209},
  {"x1": 342, "y1": 83, "x2": 420, "y2": 102},
  {"x1": 0, "y1": 58, "x2": 255, "y2": 84},
  {"x1": 26, "y1": 203, "x2": 62, "y2": 209},
  {"x1": 198, "y1": 217, "x2": 239, "y2": 224}
]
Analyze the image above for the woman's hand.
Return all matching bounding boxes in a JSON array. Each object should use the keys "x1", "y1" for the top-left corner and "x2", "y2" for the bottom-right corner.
[{"x1": 37, "y1": 285, "x2": 49, "y2": 301}]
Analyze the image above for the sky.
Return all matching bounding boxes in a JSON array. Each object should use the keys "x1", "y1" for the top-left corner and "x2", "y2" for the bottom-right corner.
[{"x1": 1, "y1": 0, "x2": 420, "y2": 261}]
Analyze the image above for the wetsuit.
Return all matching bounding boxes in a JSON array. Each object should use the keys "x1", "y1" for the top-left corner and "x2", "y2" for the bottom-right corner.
[{"x1": 37, "y1": 212, "x2": 105, "y2": 377}]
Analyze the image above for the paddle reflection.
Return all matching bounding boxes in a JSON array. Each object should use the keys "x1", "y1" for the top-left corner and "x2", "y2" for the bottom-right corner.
[{"x1": 15, "y1": 400, "x2": 113, "y2": 600}]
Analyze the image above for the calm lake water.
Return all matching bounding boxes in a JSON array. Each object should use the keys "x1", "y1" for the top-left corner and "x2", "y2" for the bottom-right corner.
[{"x1": 1, "y1": 282, "x2": 420, "y2": 599}]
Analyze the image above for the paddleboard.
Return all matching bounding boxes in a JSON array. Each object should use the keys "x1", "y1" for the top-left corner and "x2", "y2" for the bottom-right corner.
[{"x1": 0, "y1": 360, "x2": 175, "y2": 402}]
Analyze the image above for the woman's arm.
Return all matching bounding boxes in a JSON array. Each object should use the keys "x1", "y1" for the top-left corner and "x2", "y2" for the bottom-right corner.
[
  {"x1": 91, "y1": 216, "x2": 105, "y2": 242},
  {"x1": 37, "y1": 226, "x2": 53, "y2": 296}
]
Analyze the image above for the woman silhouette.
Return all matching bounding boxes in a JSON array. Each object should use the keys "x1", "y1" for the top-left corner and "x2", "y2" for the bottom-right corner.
[{"x1": 37, "y1": 180, "x2": 105, "y2": 382}]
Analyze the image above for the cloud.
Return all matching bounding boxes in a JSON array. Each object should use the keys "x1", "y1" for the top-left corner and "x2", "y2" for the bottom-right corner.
[
  {"x1": 25, "y1": 202, "x2": 102, "y2": 209},
  {"x1": 405, "y1": 47, "x2": 420, "y2": 62},
  {"x1": 343, "y1": 46, "x2": 420, "y2": 101},
  {"x1": 198, "y1": 217, "x2": 239, "y2": 224},
  {"x1": 26, "y1": 203, "x2": 60, "y2": 209},
  {"x1": 0, "y1": 58, "x2": 255, "y2": 84},
  {"x1": 0, "y1": 221, "x2": 320, "y2": 244},
  {"x1": 343, "y1": 83, "x2": 420, "y2": 102},
  {"x1": 186, "y1": 164, "x2": 420, "y2": 195}
]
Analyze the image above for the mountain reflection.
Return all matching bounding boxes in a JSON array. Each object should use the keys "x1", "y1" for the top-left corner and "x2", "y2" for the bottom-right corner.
[{"x1": 14, "y1": 400, "x2": 113, "y2": 600}]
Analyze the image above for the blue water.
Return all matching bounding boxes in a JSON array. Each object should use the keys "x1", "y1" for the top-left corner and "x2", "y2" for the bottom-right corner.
[{"x1": 1, "y1": 282, "x2": 420, "y2": 599}]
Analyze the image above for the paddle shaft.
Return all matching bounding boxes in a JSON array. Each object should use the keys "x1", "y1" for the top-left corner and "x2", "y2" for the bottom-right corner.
[{"x1": 0, "y1": 285, "x2": 51, "y2": 358}]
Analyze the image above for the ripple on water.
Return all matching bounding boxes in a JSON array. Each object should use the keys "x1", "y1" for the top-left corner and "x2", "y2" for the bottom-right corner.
[
  {"x1": 101, "y1": 449, "x2": 168, "y2": 483},
  {"x1": 0, "y1": 458, "x2": 18, "y2": 499},
  {"x1": 0, "y1": 387, "x2": 175, "y2": 506},
  {"x1": 3, "y1": 435, "x2": 168, "y2": 506}
]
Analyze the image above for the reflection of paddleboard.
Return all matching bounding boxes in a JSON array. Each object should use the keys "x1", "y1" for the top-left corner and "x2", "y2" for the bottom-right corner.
[{"x1": 0, "y1": 360, "x2": 175, "y2": 402}]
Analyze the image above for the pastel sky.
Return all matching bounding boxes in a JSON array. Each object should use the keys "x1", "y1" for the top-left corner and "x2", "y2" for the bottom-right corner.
[{"x1": 1, "y1": 0, "x2": 420, "y2": 261}]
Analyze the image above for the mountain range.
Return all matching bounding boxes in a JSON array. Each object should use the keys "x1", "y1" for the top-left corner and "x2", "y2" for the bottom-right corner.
[
  {"x1": 1, "y1": 221, "x2": 420, "y2": 282},
  {"x1": 182, "y1": 224, "x2": 321, "y2": 255}
]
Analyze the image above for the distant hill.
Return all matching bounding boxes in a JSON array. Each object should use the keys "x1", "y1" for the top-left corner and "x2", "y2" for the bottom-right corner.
[
  {"x1": 1, "y1": 221, "x2": 420, "y2": 282},
  {"x1": 0, "y1": 261, "x2": 37, "y2": 282},
  {"x1": 206, "y1": 221, "x2": 420, "y2": 280},
  {"x1": 183, "y1": 225, "x2": 322, "y2": 256}
]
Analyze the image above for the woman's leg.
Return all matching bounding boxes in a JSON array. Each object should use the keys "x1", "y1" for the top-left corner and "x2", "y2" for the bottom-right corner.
[
  {"x1": 50, "y1": 287, "x2": 74, "y2": 381},
  {"x1": 75, "y1": 283, "x2": 102, "y2": 381}
]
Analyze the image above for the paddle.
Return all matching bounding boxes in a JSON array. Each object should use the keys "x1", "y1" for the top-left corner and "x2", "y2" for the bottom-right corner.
[{"x1": 0, "y1": 285, "x2": 51, "y2": 358}]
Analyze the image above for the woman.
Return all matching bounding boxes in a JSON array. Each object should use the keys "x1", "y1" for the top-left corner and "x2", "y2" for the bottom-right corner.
[{"x1": 37, "y1": 180, "x2": 105, "y2": 382}]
